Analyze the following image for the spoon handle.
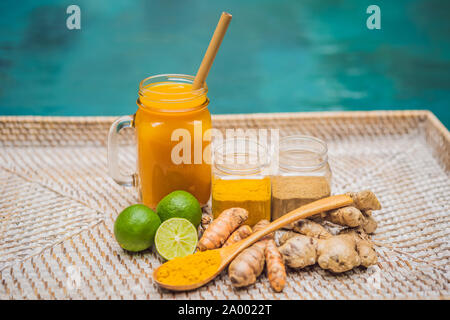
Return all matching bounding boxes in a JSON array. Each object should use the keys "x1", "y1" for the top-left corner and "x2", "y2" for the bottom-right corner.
[{"x1": 231, "y1": 194, "x2": 353, "y2": 257}]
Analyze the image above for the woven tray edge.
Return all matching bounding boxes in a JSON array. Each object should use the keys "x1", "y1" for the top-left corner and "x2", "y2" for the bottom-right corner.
[{"x1": 0, "y1": 109, "x2": 443, "y2": 126}]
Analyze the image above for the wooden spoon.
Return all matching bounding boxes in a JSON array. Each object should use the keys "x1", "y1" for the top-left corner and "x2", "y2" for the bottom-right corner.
[{"x1": 153, "y1": 194, "x2": 353, "y2": 291}]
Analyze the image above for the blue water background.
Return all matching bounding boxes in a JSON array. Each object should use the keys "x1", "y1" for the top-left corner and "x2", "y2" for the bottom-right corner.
[{"x1": 0, "y1": 0, "x2": 449, "y2": 127}]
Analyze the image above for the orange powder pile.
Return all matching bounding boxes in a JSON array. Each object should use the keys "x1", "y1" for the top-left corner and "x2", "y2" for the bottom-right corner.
[{"x1": 156, "y1": 250, "x2": 221, "y2": 286}]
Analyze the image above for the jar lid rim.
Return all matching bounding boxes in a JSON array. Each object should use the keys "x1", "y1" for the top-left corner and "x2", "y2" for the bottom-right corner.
[
  {"x1": 279, "y1": 135, "x2": 328, "y2": 171},
  {"x1": 139, "y1": 74, "x2": 208, "y2": 97},
  {"x1": 137, "y1": 74, "x2": 209, "y2": 113},
  {"x1": 280, "y1": 135, "x2": 328, "y2": 155},
  {"x1": 213, "y1": 137, "x2": 270, "y2": 175}
]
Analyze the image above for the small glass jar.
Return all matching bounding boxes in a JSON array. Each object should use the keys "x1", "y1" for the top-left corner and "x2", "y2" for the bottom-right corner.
[
  {"x1": 271, "y1": 135, "x2": 332, "y2": 219},
  {"x1": 212, "y1": 138, "x2": 271, "y2": 226}
]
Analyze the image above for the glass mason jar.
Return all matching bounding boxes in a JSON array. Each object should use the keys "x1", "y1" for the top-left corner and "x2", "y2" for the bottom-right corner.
[
  {"x1": 212, "y1": 137, "x2": 271, "y2": 226},
  {"x1": 108, "y1": 74, "x2": 212, "y2": 209},
  {"x1": 271, "y1": 135, "x2": 332, "y2": 219}
]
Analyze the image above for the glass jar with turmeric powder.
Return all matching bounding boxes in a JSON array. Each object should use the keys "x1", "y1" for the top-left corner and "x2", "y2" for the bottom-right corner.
[
  {"x1": 272, "y1": 135, "x2": 332, "y2": 219},
  {"x1": 212, "y1": 138, "x2": 271, "y2": 226}
]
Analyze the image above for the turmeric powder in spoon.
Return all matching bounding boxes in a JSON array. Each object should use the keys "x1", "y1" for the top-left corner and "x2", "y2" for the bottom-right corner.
[{"x1": 155, "y1": 249, "x2": 221, "y2": 286}]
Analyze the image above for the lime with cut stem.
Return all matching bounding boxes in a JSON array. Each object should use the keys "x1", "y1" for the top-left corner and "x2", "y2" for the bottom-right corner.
[{"x1": 114, "y1": 204, "x2": 161, "y2": 252}]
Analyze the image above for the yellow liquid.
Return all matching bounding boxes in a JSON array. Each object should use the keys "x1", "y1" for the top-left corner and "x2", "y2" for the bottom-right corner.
[
  {"x1": 211, "y1": 176, "x2": 271, "y2": 226},
  {"x1": 134, "y1": 82, "x2": 211, "y2": 208}
]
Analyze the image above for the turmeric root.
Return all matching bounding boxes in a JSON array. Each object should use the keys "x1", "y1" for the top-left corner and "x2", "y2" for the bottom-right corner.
[
  {"x1": 279, "y1": 220, "x2": 377, "y2": 273},
  {"x1": 228, "y1": 220, "x2": 286, "y2": 292},
  {"x1": 228, "y1": 220, "x2": 268, "y2": 287},
  {"x1": 223, "y1": 225, "x2": 252, "y2": 247},
  {"x1": 265, "y1": 238, "x2": 286, "y2": 292},
  {"x1": 252, "y1": 219, "x2": 271, "y2": 240},
  {"x1": 198, "y1": 208, "x2": 248, "y2": 251},
  {"x1": 228, "y1": 241, "x2": 265, "y2": 287},
  {"x1": 257, "y1": 220, "x2": 286, "y2": 292}
]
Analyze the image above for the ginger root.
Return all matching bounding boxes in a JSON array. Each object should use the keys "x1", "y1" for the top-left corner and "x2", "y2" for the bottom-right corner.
[
  {"x1": 325, "y1": 206, "x2": 378, "y2": 233},
  {"x1": 198, "y1": 213, "x2": 212, "y2": 238},
  {"x1": 286, "y1": 219, "x2": 332, "y2": 239},
  {"x1": 347, "y1": 190, "x2": 381, "y2": 211},
  {"x1": 360, "y1": 213, "x2": 378, "y2": 234},
  {"x1": 198, "y1": 208, "x2": 248, "y2": 251},
  {"x1": 316, "y1": 233, "x2": 362, "y2": 272},
  {"x1": 311, "y1": 190, "x2": 380, "y2": 233},
  {"x1": 201, "y1": 213, "x2": 212, "y2": 228},
  {"x1": 223, "y1": 225, "x2": 252, "y2": 247},
  {"x1": 279, "y1": 231, "x2": 302, "y2": 246},
  {"x1": 279, "y1": 221, "x2": 377, "y2": 273},
  {"x1": 326, "y1": 206, "x2": 364, "y2": 227},
  {"x1": 279, "y1": 190, "x2": 381, "y2": 272},
  {"x1": 341, "y1": 228, "x2": 377, "y2": 267},
  {"x1": 228, "y1": 220, "x2": 268, "y2": 287},
  {"x1": 279, "y1": 234, "x2": 318, "y2": 269}
]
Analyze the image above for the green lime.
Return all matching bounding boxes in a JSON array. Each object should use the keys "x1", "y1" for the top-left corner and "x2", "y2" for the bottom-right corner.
[
  {"x1": 156, "y1": 190, "x2": 202, "y2": 228},
  {"x1": 114, "y1": 204, "x2": 161, "y2": 252},
  {"x1": 155, "y1": 218, "x2": 198, "y2": 260}
]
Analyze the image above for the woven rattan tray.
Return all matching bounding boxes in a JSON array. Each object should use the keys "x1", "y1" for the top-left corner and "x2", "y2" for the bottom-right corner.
[{"x1": 0, "y1": 111, "x2": 449, "y2": 299}]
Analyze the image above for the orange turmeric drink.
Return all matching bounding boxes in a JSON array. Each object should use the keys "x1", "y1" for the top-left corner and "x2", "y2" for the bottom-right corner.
[{"x1": 108, "y1": 74, "x2": 211, "y2": 208}]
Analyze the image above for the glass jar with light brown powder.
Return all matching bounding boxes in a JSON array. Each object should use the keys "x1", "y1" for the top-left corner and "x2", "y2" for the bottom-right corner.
[{"x1": 272, "y1": 135, "x2": 332, "y2": 219}]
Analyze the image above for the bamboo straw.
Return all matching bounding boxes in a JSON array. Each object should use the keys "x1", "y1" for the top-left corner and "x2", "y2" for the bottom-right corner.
[{"x1": 192, "y1": 12, "x2": 232, "y2": 89}]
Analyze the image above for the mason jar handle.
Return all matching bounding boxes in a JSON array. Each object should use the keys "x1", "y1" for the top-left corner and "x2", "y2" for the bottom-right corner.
[{"x1": 107, "y1": 115, "x2": 135, "y2": 187}]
